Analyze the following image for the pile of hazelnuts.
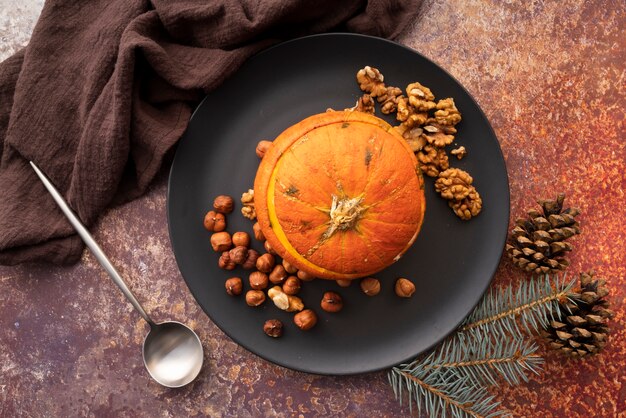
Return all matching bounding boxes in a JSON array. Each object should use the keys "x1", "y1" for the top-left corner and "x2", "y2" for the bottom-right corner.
[{"x1": 205, "y1": 192, "x2": 417, "y2": 339}]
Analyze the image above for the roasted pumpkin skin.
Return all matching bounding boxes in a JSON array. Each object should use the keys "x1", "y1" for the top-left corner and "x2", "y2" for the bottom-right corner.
[{"x1": 254, "y1": 110, "x2": 426, "y2": 280}]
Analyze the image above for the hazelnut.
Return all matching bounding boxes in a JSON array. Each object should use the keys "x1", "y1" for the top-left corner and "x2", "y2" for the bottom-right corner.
[
  {"x1": 263, "y1": 319, "x2": 283, "y2": 338},
  {"x1": 218, "y1": 251, "x2": 236, "y2": 270},
  {"x1": 282, "y1": 276, "x2": 301, "y2": 295},
  {"x1": 210, "y1": 231, "x2": 232, "y2": 252},
  {"x1": 336, "y1": 279, "x2": 352, "y2": 288},
  {"x1": 282, "y1": 259, "x2": 298, "y2": 274},
  {"x1": 253, "y1": 222, "x2": 265, "y2": 241},
  {"x1": 297, "y1": 270, "x2": 315, "y2": 282},
  {"x1": 213, "y1": 195, "x2": 234, "y2": 214},
  {"x1": 245, "y1": 290, "x2": 265, "y2": 306},
  {"x1": 229, "y1": 246, "x2": 248, "y2": 265},
  {"x1": 242, "y1": 249, "x2": 259, "y2": 270},
  {"x1": 269, "y1": 265, "x2": 288, "y2": 285},
  {"x1": 360, "y1": 277, "x2": 381, "y2": 296},
  {"x1": 264, "y1": 240, "x2": 276, "y2": 255},
  {"x1": 224, "y1": 277, "x2": 243, "y2": 296},
  {"x1": 256, "y1": 140, "x2": 273, "y2": 158},
  {"x1": 232, "y1": 231, "x2": 251, "y2": 247},
  {"x1": 320, "y1": 291, "x2": 343, "y2": 313},
  {"x1": 256, "y1": 253, "x2": 275, "y2": 273},
  {"x1": 294, "y1": 309, "x2": 317, "y2": 331},
  {"x1": 249, "y1": 271, "x2": 269, "y2": 290},
  {"x1": 203, "y1": 210, "x2": 226, "y2": 232},
  {"x1": 395, "y1": 278, "x2": 416, "y2": 298}
]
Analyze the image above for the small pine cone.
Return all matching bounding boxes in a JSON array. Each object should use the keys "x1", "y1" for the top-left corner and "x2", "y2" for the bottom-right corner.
[
  {"x1": 506, "y1": 193, "x2": 581, "y2": 275},
  {"x1": 417, "y1": 144, "x2": 449, "y2": 177},
  {"x1": 543, "y1": 271, "x2": 613, "y2": 357},
  {"x1": 356, "y1": 66, "x2": 387, "y2": 98}
]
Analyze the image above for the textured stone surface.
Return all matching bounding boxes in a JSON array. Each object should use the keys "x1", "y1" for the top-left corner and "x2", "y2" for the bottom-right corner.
[{"x1": 1, "y1": 0, "x2": 625, "y2": 416}]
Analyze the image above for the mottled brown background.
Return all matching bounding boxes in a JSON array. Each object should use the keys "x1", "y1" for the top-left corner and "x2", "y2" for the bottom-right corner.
[{"x1": 1, "y1": 0, "x2": 624, "y2": 417}]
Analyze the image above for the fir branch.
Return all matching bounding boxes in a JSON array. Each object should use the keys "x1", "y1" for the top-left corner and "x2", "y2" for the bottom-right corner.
[
  {"x1": 422, "y1": 335, "x2": 543, "y2": 386},
  {"x1": 461, "y1": 274, "x2": 575, "y2": 340},
  {"x1": 389, "y1": 366, "x2": 506, "y2": 418},
  {"x1": 387, "y1": 275, "x2": 574, "y2": 416}
]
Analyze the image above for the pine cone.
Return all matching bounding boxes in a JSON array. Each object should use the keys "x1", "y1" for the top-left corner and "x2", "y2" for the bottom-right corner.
[
  {"x1": 542, "y1": 271, "x2": 614, "y2": 357},
  {"x1": 506, "y1": 193, "x2": 580, "y2": 275}
]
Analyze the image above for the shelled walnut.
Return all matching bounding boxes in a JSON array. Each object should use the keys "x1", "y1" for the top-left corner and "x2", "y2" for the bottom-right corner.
[
  {"x1": 450, "y1": 146, "x2": 467, "y2": 160},
  {"x1": 240, "y1": 189, "x2": 256, "y2": 220},
  {"x1": 346, "y1": 94, "x2": 376, "y2": 114},
  {"x1": 435, "y1": 168, "x2": 482, "y2": 220},
  {"x1": 416, "y1": 144, "x2": 449, "y2": 178},
  {"x1": 356, "y1": 66, "x2": 387, "y2": 97},
  {"x1": 434, "y1": 98, "x2": 461, "y2": 126}
]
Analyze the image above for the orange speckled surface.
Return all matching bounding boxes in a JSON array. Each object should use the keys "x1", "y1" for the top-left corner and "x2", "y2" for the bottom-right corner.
[{"x1": 0, "y1": 1, "x2": 624, "y2": 416}]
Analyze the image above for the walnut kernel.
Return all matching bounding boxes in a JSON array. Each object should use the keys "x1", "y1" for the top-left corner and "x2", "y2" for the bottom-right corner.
[{"x1": 450, "y1": 146, "x2": 467, "y2": 160}]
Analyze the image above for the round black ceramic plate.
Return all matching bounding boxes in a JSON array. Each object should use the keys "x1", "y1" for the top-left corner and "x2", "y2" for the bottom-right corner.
[{"x1": 167, "y1": 34, "x2": 509, "y2": 375}]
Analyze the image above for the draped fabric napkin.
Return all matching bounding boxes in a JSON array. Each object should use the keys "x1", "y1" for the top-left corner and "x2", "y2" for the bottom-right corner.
[{"x1": 0, "y1": 0, "x2": 423, "y2": 265}]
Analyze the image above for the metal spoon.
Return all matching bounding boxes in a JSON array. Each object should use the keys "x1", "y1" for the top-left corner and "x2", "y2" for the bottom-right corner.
[{"x1": 30, "y1": 161, "x2": 203, "y2": 388}]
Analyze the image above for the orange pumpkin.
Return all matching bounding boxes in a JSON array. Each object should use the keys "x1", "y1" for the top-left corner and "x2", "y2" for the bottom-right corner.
[{"x1": 254, "y1": 110, "x2": 426, "y2": 280}]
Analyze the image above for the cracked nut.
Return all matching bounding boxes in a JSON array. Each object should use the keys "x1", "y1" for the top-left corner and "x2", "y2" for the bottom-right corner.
[
  {"x1": 294, "y1": 309, "x2": 317, "y2": 331},
  {"x1": 282, "y1": 276, "x2": 301, "y2": 295},
  {"x1": 210, "y1": 231, "x2": 232, "y2": 252},
  {"x1": 256, "y1": 140, "x2": 273, "y2": 158},
  {"x1": 450, "y1": 146, "x2": 467, "y2": 160},
  {"x1": 203, "y1": 210, "x2": 226, "y2": 232},
  {"x1": 213, "y1": 195, "x2": 234, "y2": 214},
  {"x1": 232, "y1": 231, "x2": 250, "y2": 248},
  {"x1": 218, "y1": 251, "x2": 236, "y2": 270},
  {"x1": 321, "y1": 291, "x2": 343, "y2": 313},
  {"x1": 229, "y1": 245, "x2": 248, "y2": 265},
  {"x1": 263, "y1": 319, "x2": 283, "y2": 338},
  {"x1": 360, "y1": 277, "x2": 381, "y2": 296},
  {"x1": 256, "y1": 253, "x2": 275, "y2": 273},
  {"x1": 242, "y1": 249, "x2": 259, "y2": 270},
  {"x1": 356, "y1": 66, "x2": 387, "y2": 97},
  {"x1": 269, "y1": 265, "x2": 288, "y2": 285},
  {"x1": 224, "y1": 277, "x2": 243, "y2": 296},
  {"x1": 253, "y1": 222, "x2": 265, "y2": 241},
  {"x1": 241, "y1": 189, "x2": 256, "y2": 220},
  {"x1": 245, "y1": 290, "x2": 265, "y2": 307},
  {"x1": 249, "y1": 271, "x2": 269, "y2": 290},
  {"x1": 346, "y1": 94, "x2": 376, "y2": 114},
  {"x1": 268, "y1": 286, "x2": 304, "y2": 312},
  {"x1": 395, "y1": 278, "x2": 416, "y2": 298}
]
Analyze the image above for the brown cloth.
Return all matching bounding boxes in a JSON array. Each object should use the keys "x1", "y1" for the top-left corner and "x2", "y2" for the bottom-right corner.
[{"x1": 0, "y1": 0, "x2": 423, "y2": 265}]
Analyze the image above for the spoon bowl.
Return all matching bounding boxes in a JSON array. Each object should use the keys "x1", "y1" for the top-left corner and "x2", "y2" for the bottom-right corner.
[{"x1": 143, "y1": 321, "x2": 204, "y2": 388}]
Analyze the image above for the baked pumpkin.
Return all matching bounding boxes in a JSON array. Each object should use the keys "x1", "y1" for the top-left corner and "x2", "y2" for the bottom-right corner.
[{"x1": 254, "y1": 110, "x2": 426, "y2": 280}]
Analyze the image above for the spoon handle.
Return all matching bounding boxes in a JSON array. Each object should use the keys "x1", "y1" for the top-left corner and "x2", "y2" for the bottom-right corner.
[{"x1": 30, "y1": 161, "x2": 154, "y2": 326}]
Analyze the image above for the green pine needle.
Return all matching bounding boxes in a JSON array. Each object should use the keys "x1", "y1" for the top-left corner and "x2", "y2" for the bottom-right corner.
[
  {"x1": 388, "y1": 366, "x2": 506, "y2": 418},
  {"x1": 387, "y1": 275, "x2": 574, "y2": 417},
  {"x1": 461, "y1": 274, "x2": 575, "y2": 340},
  {"x1": 423, "y1": 335, "x2": 543, "y2": 386}
]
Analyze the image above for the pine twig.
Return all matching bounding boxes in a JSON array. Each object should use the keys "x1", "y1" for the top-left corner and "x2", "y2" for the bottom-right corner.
[
  {"x1": 388, "y1": 275, "x2": 573, "y2": 417},
  {"x1": 461, "y1": 274, "x2": 576, "y2": 340},
  {"x1": 389, "y1": 366, "x2": 506, "y2": 418}
]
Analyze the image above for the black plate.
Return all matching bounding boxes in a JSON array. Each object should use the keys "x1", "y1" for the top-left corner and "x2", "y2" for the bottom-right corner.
[{"x1": 167, "y1": 34, "x2": 509, "y2": 375}]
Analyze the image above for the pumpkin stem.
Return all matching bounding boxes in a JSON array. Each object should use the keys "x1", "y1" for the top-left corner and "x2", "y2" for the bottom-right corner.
[{"x1": 329, "y1": 194, "x2": 365, "y2": 233}]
